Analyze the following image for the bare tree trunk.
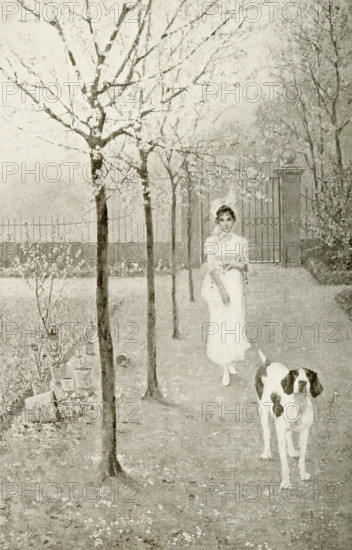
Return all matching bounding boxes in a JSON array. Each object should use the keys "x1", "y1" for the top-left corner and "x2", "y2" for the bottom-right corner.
[
  {"x1": 185, "y1": 161, "x2": 195, "y2": 302},
  {"x1": 94, "y1": 156, "x2": 122, "y2": 478},
  {"x1": 328, "y1": 1, "x2": 344, "y2": 176},
  {"x1": 308, "y1": 140, "x2": 319, "y2": 190},
  {"x1": 334, "y1": 127, "x2": 344, "y2": 175},
  {"x1": 317, "y1": 107, "x2": 325, "y2": 186},
  {"x1": 170, "y1": 180, "x2": 180, "y2": 338},
  {"x1": 139, "y1": 150, "x2": 162, "y2": 399},
  {"x1": 331, "y1": 89, "x2": 344, "y2": 175}
]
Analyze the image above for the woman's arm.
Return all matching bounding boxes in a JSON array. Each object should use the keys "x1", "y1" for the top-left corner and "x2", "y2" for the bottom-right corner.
[
  {"x1": 223, "y1": 260, "x2": 246, "y2": 272},
  {"x1": 209, "y1": 270, "x2": 230, "y2": 304},
  {"x1": 205, "y1": 239, "x2": 230, "y2": 304}
]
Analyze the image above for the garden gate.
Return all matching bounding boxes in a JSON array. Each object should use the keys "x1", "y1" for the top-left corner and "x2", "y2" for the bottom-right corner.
[{"x1": 200, "y1": 175, "x2": 282, "y2": 263}]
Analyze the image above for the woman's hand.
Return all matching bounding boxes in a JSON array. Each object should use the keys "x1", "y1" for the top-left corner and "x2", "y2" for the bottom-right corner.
[
  {"x1": 220, "y1": 289, "x2": 230, "y2": 304},
  {"x1": 222, "y1": 260, "x2": 245, "y2": 271},
  {"x1": 209, "y1": 269, "x2": 231, "y2": 304}
]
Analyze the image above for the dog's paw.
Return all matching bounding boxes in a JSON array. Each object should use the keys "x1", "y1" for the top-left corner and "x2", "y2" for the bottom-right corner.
[
  {"x1": 289, "y1": 449, "x2": 300, "y2": 458},
  {"x1": 300, "y1": 472, "x2": 311, "y2": 481},
  {"x1": 279, "y1": 480, "x2": 292, "y2": 491},
  {"x1": 261, "y1": 450, "x2": 272, "y2": 460}
]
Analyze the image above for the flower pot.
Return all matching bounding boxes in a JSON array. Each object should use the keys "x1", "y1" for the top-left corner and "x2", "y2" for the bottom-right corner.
[
  {"x1": 31, "y1": 378, "x2": 50, "y2": 396},
  {"x1": 50, "y1": 365, "x2": 61, "y2": 384},
  {"x1": 24, "y1": 390, "x2": 58, "y2": 423},
  {"x1": 74, "y1": 369, "x2": 93, "y2": 389},
  {"x1": 61, "y1": 357, "x2": 77, "y2": 379},
  {"x1": 85, "y1": 342, "x2": 95, "y2": 356},
  {"x1": 75, "y1": 347, "x2": 84, "y2": 359},
  {"x1": 61, "y1": 378, "x2": 74, "y2": 392}
]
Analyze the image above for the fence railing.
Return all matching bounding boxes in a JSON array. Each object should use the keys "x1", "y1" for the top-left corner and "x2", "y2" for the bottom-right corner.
[{"x1": 0, "y1": 208, "x2": 181, "y2": 243}]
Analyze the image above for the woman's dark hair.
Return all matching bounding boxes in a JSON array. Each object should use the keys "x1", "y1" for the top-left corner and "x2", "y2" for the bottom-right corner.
[{"x1": 215, "y1": 205, "x2": 236, "y2": 224}]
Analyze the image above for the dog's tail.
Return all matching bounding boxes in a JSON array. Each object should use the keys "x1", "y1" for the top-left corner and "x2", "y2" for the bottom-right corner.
[{"x1": 258, "y1": 349, "x2": 271, "y2": 366}]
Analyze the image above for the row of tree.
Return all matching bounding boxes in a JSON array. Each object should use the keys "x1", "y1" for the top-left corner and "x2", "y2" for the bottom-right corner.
[{"x1": 0, "y1": 0, "x2": 254, "y2": 478}]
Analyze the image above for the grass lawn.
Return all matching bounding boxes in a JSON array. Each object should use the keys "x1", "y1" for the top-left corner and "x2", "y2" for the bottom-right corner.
[{"x1": 0, "y1": 267, "x2": 351, "y2": 549}]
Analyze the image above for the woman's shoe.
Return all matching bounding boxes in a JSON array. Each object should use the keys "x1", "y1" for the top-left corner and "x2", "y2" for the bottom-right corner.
[
  {"x1": 228, "y1": 364, "x2": 238, "y2": 375},
  {"x1": 222, "y1": 367, "x2": 230, "y2": 386}
]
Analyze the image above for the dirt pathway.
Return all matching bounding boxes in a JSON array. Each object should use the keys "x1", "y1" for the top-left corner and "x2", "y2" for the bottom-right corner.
[{"x1": 0, "y1": 266, "x2": 351, "y2": 549}]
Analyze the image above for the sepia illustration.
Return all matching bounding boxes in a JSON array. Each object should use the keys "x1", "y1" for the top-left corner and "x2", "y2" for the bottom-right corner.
[{"x1": 0, "y1": 0, "x2": 351, "y2": 548}]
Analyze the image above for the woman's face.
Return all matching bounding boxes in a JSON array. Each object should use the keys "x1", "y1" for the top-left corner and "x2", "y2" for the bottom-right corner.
[{"x1": 218, "y1": 213, "x2": 235, "y2": 233}]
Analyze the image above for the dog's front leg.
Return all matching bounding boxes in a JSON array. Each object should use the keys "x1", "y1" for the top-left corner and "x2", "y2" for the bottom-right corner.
[
  {"x1": 299, "y1": 428, "x2": 311, "y2": 481},
  {"x1": 276, "y1": 423, "x2": 291, "y2": 490},
  {"x1": 286, "y1": 432, "x2": 299, "y2": 458},
  {"x1": 260, "y1": 401, "x2": 272, "y2": 459}
]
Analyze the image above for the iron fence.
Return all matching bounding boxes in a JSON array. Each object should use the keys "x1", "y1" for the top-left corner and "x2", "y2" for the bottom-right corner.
[{"x1": 0, "y1": 208, "x2": 181, "y2": 243}]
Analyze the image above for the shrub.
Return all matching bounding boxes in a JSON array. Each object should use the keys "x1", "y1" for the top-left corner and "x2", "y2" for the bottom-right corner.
[
  {"x1": 109, "y1": 260, "x2": 144, "y2": 277},
  {"x1": 335, "y1": 288, "x2": 352, "y2": 321},
  {"x1": 305, "y1": 258, "x2": 352, "y2": 285},
  {"x1": 313, "y1": 163, "x2": 352, "y2": 270}
]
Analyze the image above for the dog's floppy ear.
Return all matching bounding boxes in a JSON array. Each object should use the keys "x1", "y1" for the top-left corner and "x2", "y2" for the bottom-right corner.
[
  {"x1": 305, "y1": 369, "x2": 324, "y2": 398},
  {"x1": 281, "y1": 370, "x2": 297, "y2": 395}
]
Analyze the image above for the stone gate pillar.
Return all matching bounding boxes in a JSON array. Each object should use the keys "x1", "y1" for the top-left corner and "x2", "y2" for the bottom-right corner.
[{"x1": 274, "y1": 165, "x2": 305, "y2": 267}]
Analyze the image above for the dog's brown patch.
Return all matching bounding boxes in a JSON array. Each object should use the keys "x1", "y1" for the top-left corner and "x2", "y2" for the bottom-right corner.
[
  {"x1": 255, "y1": 364, "x2": 268, "y2": 399},
  {"x1": 281, "y1": 370, "x2": 299, "y2": 395},
  {"x1": 270, "y1": 392, "x2": 284, "y2": 417}
]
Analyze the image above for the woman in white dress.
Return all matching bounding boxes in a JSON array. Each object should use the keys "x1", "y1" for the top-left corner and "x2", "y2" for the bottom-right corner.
[{"x1": 201, "y1": 204, "x2": 251, "y2": 385}]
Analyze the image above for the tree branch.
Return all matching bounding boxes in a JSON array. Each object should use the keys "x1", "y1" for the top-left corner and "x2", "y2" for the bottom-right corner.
[{"x1": 0, "y1": 66, "x2": 89, "y2": 141}]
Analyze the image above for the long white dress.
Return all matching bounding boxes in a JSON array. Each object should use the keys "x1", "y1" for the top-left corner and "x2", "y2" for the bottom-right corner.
[{"x1": 201, "y1": 232, "x2": 251, "y2": 366}]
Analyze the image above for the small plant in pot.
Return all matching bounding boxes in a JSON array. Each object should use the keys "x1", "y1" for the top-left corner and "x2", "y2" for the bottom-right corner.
[
  {"x1": 85, "y1": 323, "x2": 97, "y2": 356},
  {"x1": 73, "y1": 346, "x2": 94, "y2": 390},
  {"x1": 61, "y1": 378, "x2": 75, "y2": 392},
  {"x1": 85, "y1": 341, "x2": 95, "y2": 356},
  {"x1": 27, "y1": 343, "x2": 51, "y2": 395},
  {"x1": 47, "y1": 325, "x2": 64, "y2": 384}
]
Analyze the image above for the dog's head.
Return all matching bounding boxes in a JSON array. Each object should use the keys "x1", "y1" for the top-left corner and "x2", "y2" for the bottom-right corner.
[{"x1": 281, "y1": 368, "x2": 323, "y2": 397}]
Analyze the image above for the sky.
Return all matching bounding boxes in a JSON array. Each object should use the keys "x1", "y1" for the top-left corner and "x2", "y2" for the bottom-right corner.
[{"x1": 0, "y1": 0, "x2": 279, "y2": 219}]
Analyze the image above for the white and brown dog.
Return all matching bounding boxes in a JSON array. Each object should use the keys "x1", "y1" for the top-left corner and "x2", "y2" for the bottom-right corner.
[{"x1": 255, "y1": 350, "x2": 323, "y2": 489}]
